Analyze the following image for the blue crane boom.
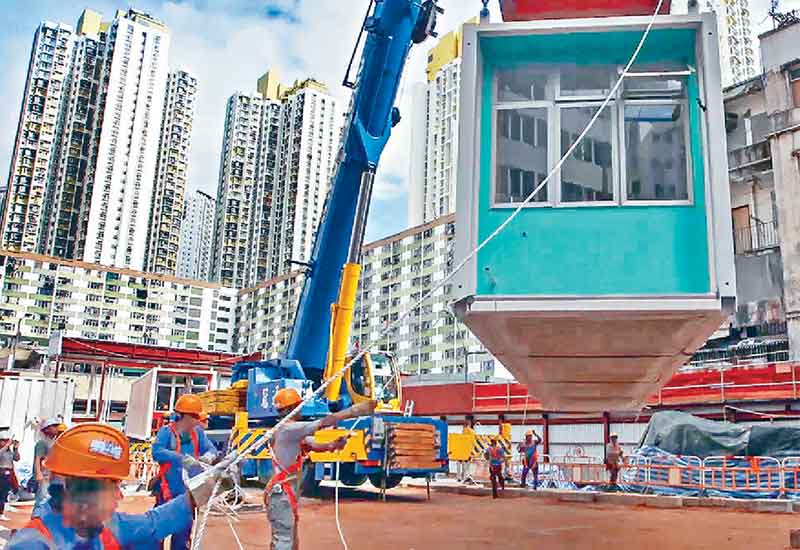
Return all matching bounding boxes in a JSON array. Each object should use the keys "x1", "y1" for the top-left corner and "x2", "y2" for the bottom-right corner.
[{"x1": 285, "y1": 0, "x2": 441, "y2": 379}]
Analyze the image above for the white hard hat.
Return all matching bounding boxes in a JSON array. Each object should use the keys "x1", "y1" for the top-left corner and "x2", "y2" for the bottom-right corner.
[
  {"x1": 610, "y1": 432, "x2": 619, "y2": 438},
  {"x1": 41, "y1": 417, "x2": 61, "y2": 430},
  {"x1": 0, "y1": 430, "x2": 12, "y2": 440}
]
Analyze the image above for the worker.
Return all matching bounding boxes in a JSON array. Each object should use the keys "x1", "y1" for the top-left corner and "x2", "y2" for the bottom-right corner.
[
  {"x1": 484, "y1": 436, "x2": 506, "y2": 498},
  {"x1": 517, "y1": 429, "x2": 542, "y2": 489},
  {"x1": 0, "y1": 429, "x2": 20, "y2": 521},
  {"x1": 7, "y1": 423, "x2": 226, "y2": 549},
  {"x1": 31, "y1": 417, "x2": 62, "y2": 518},
  {"x1": 151, "y1": 393, "x2": 217, "y2": 550},
  {"x1": 498, "y1": 415, "x2": 513, "y2": 481},
  {"x1": 267, "y1": 388, "x2": 377, "y2": 550},
  {"x1": 458, "y1": 419, "x2": 476, "y2": 483},
  {"x1": 605, "y1": 432, "x2": 625, "y2": 485}
]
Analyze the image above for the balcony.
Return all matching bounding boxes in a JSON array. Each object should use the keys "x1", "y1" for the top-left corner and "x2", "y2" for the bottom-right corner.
[
  {"x1": 733, "y1": 220, "x2": 780, "y2": 254},
  {"x1": 728, "y1": 141, "x2": 771, "y2": 173}
]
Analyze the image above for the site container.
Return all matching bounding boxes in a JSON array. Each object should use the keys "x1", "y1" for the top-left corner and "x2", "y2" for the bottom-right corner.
[
  {"x1": 453, "y1": 14, "x2": 735, "y2": 411},
  {"x1": 0, "y1": 376, "x2": 74, "y2": 474}
]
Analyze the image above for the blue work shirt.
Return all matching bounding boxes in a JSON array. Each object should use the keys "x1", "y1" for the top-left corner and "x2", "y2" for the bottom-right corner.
[
  {"x1": 151, "y1": 425, "x2": 216, "y2": 497},
  {"x1": 8, "y1": 493, "x2": 193, "y2": 549}
]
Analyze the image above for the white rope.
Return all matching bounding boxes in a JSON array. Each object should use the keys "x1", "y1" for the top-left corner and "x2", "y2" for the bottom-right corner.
[
  {"x1": 190, "y1": 1, "x2": 665, "y2": 546},
  {"x1": 334, "y1": 417, "x2": 363, "y2": 550}
]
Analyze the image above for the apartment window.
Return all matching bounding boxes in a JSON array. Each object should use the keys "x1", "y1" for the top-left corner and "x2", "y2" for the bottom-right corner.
[{"x1": 790, "y1": 64, "x2": 800, "y2": 108}]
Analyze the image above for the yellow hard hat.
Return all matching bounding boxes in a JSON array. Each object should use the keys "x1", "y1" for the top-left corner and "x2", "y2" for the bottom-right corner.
[{"x1": 45, "y1": 423, "x2": 130, "y2": 481}]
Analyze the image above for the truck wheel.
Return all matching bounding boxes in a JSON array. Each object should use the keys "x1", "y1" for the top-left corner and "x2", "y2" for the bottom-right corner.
[
  {"x1": 300, "y1": 461, "x2": 321, "y2": 497},
  {"x1": 368, "y1": 473, "x2": 403, "y2": 490},
  {"x1": 337, "y1": 463, "x2": 368, "y2": 487}
]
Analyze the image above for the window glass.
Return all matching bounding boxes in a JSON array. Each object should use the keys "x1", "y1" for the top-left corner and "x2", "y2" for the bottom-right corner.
[
  {"x1": 559, "y1": 65, "x2": 612, "y2": 98},
  {"x1": 624, "y1": 104, "x2": 689, "y2": 201},
  {"x1": 495, "y1": 107, "x2": 549, "y2": 204},
  {"x1": 624, "y1": 75, "x2": 686, "y2": 98},
  {"x1": 560, "y1": 105, "x2": 614, "y2": 202},
  {"x1": 497, "y1": 66, "x2": 553, "y2": 102}
]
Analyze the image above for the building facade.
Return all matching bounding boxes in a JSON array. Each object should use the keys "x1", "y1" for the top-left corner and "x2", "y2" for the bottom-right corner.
[
  {"x1": 2, "y1": 20, "x2": 78, "y2": 255},
  {"x1": 211, "y1": 91, "x2": 278, "y2": 288},
  {"x1": 177, "y1": 190, "x2": 215, "y2": 281},
  {"x1": 408, "y1": 22, "x2": 472, "y2": 226},
  {"x1": 265, "y1": 79, "x2": 340, "y2": 280},
  {"x1": 0, "y1": 250, "x2": 236, "y2": 353},
  {"x1": 705, "y1": 0, "x2": 757, "y2": 87},
  {"x1": 722, "y1": 21, "x2": 800, "y2": 354},
  {"x1": 1, "y1": 9, "x2": 173, "y2": 272},
  {"x1": 211, "y1": 72, "x2": 340, "y2": 287},
  {"x1": 145, "y1": 69, "x2": 198, "y2": 275}
]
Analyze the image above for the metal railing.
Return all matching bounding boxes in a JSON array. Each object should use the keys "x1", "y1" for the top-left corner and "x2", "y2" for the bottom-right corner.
[
  {"x1": 462, "y1": 452, "x2": 800, "y2": 499},
  {"x1": 686, "y1": 339, "x2": 789, "y2": 370},
  {"x1": 733, "y1": 220, "x2": 779, "y2": 254}
]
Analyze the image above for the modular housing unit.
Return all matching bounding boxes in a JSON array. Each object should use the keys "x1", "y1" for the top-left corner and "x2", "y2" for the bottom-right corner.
[{"x1": 453, "y1": 14, "x2": 735, "y2": 411}]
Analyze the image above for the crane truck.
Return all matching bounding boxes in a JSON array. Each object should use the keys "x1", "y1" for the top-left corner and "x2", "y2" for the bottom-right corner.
[{"x1": 213, "y1": 0, "x2": 450, "y2": 493}]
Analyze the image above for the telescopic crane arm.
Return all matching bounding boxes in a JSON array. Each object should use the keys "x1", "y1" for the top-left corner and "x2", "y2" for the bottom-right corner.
[{"x1": 284, "y1": 0, "x2": 442, "y2": 400}]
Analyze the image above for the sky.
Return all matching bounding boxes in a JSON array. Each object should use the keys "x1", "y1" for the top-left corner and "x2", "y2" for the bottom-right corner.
[{"x1": 0, "y1": 0, "x2": 798, "y2": 243}]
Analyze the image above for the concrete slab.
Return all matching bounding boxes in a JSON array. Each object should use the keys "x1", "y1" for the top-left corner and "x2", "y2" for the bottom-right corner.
[
  {"x1": 753, "y1": 499, "x2": 794, "y2": 514},
  {"x1": 642, "y1": 495, "x2": 684, "y2": 509},
  {"x1": 682, "y1": 497, "x2": 702, "y2": 507},
  {"x1": 595, "y1": 492, "x2": 648, "y2": 506},
  {"x1": 557, "y1": 491, "x2": 597, "y2": 503}
]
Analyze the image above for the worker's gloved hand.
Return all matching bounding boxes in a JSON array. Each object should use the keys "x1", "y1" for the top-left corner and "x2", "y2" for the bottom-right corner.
[
  {"x1": 199, "y1": 452, "x2": 217, "y2": 465},
  {"x1": 182, "y1": 455, "x2": 201, "y2": 470}
]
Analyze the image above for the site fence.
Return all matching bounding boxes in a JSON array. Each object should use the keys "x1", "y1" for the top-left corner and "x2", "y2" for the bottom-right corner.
[{"x1": 457, "y1": 449, "x2": 800, "y2": 499}]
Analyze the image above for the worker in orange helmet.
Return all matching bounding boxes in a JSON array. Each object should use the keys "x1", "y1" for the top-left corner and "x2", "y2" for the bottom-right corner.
[
  {"x1": 267, "y1": 387, "x2": 377, "y2": 550},
  {"x1": 484, "y1": 436, "x2": 507, "y2": 499},
  {"x1": 151, "y1": 393, "x2": 218, "y2": 550},
  {"x1": 7, "y1": 423, "x2": 224, "y2": 549}
]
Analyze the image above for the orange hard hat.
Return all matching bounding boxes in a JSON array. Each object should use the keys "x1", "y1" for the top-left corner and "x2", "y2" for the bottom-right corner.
[
  {"x1": 45, "y1": 423, "x2": 130, "y2": 481},
  {"x1": 273, "y1": 388, "x2": 302, "y2": 410},
  {"x1": 174, "y1": 394, "x2": 204, "y2": 416}
]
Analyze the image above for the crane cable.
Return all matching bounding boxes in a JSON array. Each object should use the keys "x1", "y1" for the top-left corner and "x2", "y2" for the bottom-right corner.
[{"x1": 190, "y1": 0, "x2": 665, "y2": 546}]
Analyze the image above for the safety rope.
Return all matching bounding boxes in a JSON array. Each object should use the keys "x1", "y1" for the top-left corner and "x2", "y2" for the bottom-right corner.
[{"x1": 189, "y1": 0, "x2": 665, "y2": 546}]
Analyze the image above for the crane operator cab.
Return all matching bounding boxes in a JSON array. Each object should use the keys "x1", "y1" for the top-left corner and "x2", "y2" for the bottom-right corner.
[{"x1": 346, "y1": 351, "x2": 403, "y2": 413}]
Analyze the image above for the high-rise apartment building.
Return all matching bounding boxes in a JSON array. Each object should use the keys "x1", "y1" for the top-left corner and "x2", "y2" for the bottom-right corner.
[
  {"x1": 1, "y1": 8, "x2": 173, "y2": 272},
  {"x1": 211, "y1": 71, "x2": 339, "y2": 287},
  {"x1": 265, "y1": 78, "x2": 339, "y2": 279},
  {"x1": 177, "y1": 189, "x2": 215, "y2": 281},
  {"x1": 211, "y1": 91, "x2": 277, "y2": 288},
  {"x1": 706, "y1": 0, "x2": 757, "y2": 86},
  {"x1": 2, "y1": 20, "x2": 77, "y2": 254},
  {"x1": 145, "y1": 70, "x2": 197, "y2": 275},
  {"x1": 83, "y1": 10, "x2": 170, "y2": 270},
  {"x1": 408, "y1": 22, "x2": 472, "y2": 225}
]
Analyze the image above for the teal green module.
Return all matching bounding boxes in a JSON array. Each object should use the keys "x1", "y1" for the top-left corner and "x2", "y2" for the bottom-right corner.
[{"x1": 452, "y1": 14, "x2": 735, "y2": 412}]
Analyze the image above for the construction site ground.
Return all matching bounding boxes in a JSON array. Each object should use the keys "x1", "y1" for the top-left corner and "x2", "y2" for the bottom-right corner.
[{"x1": 3, "y1": 484, "x2": 799, "y2": 549}]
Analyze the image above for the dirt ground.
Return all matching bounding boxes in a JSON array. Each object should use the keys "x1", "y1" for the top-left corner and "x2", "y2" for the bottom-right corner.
[{"x1": 2, "y1": 486, "x2": 799, "y2": 549}]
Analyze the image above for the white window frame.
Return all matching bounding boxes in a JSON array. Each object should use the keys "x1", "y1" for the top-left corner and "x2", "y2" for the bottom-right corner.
[
  {"x1": 619, "y1": 98, "x2": 694, "y2": 206},
  {"x1": 491, "y1": 64, "x2": 695, "y2": 209},
  {"x1": 491, "y1": 100, "x2": 557, "y2": 208},
  {"x1": 554, "y1": 100, "x2": 620, "y2": 207}
]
